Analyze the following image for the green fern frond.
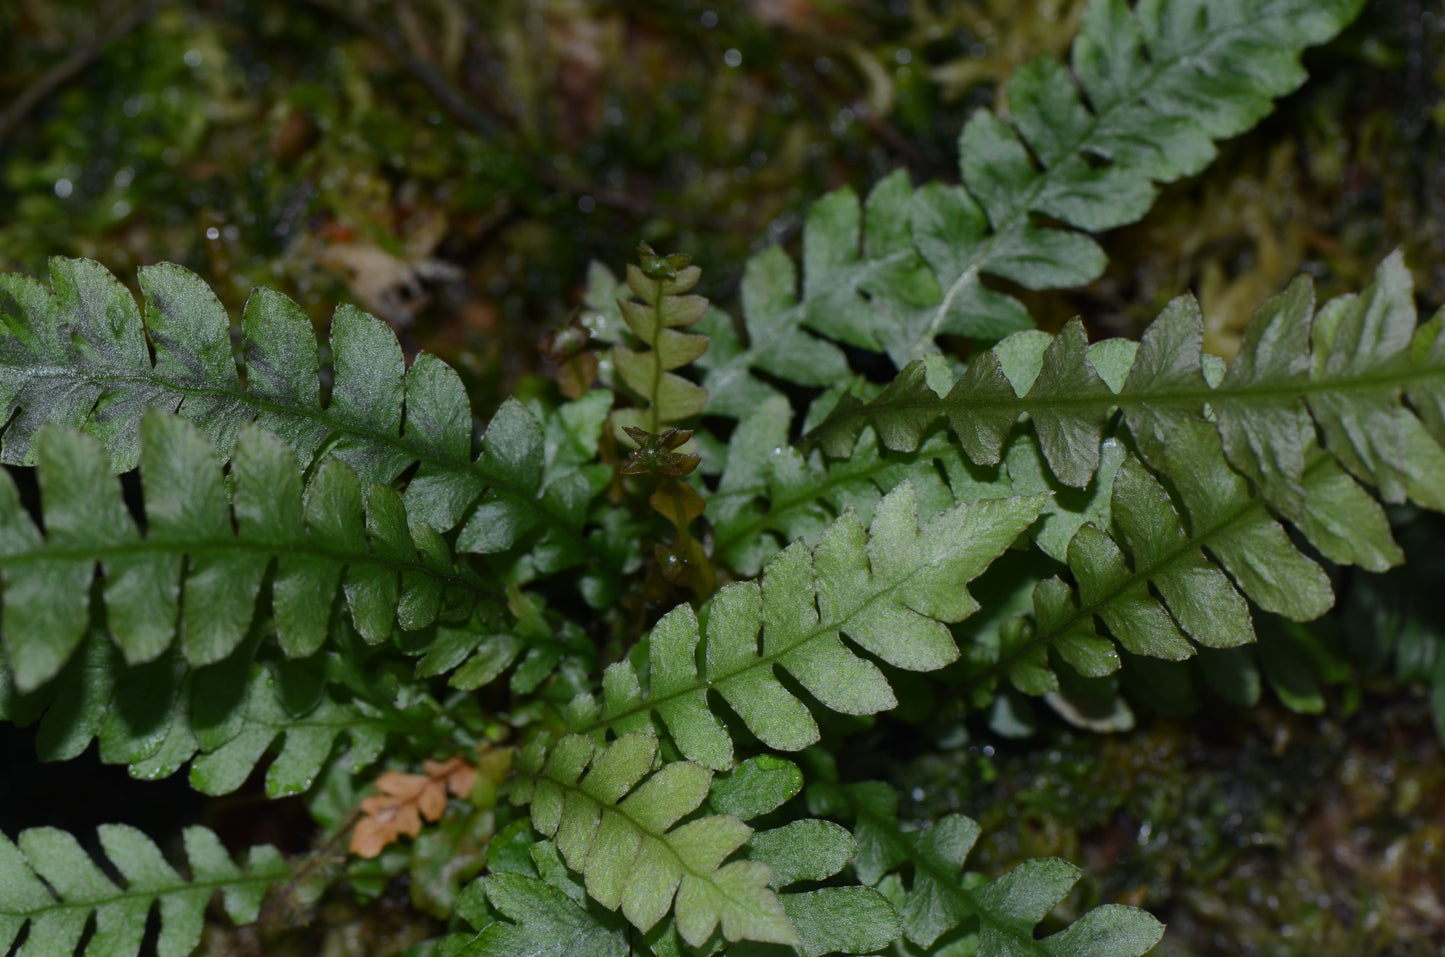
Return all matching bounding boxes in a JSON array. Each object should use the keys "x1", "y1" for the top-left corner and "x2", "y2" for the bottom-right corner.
[
  {"x1": 569, "y1": 483, "x2": 1045, "y2": 769},
  {"x1": 457, "y1": 871, "x2": 629, "y2": 957},
  {"x1": 414, "y1": 585, "x2": 597, "y2": 695},
  {"x1": 689, "y1": 0, "x2": 1364, "y2": 408},
  {"x1": 692, "y1": 247, "x2": 851, "y2": 420},
  {"x1": 0, "y1": 825, "x2": 289, "y2": 957},
  {"x1": 808, "y1": 779, "x2": 1163, "y2": 955},
  {"x1": 509, "y1": 732, "x2": 800, "y2": 947},
  {"x1": 710, "y1": 394, "x2": 973, "y2": 577},
  {"x1": 968, "y1": 437, "x2": 1401, "y2": 705},
  {"x1": 1, "y1": 629, "x2": 468, "y2": 796},
  {"x1": 0, "y1": 410, "x2": 485, "y2": 690},
  {"x1": 811, "y1": 254, "x2": 1445, "y2": 527},
  {"x1": 743, "y1": 819, "x2": 902, "y2": 957},
  {"x1": 0, "y1": 260, "x2": 610, "y2": 572}
]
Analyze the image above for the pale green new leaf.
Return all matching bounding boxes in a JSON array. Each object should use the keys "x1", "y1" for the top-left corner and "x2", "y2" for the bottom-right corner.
[
  {"x1": 0, "y1": 825, "x2": 288, "y2": 957},
  {"x1": 510, "y1": 733, "x2": 799, "y2": 947},
  {"x1": 573, "y1": 483, "x2": 1046, "y2": 769}
]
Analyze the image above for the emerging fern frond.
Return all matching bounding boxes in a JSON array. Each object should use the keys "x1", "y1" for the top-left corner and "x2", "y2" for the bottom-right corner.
[
  {"x1": 607, "y1": 244, "x2": 710, "y2": 441},
  {"x1": 509, "y1": 732, "x2": 799, "y2": 947},
  {"x1": 0, "y1": 825, "x2": 289, "y2": 957},
  {"x1": 569, "y1": 483, "x2": 1045, "y2": 769},
  {"x1": 0, "y1": 411, "x2": 485, "y2": 690}
]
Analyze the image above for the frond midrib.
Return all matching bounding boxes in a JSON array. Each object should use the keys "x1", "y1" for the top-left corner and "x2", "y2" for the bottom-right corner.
[
  {"x1": 0, "y1": 866, "x2": 282, "y2": 919},
  {"x1": 816, "y1": 360, "x2": 1445, "y2": 441},
  {"x1": 0, "y1": 535, "x2": 490, "y2": 599}
]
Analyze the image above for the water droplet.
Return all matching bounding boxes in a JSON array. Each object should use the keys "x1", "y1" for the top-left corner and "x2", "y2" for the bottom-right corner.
[{"x1": 723, "y1": 48, "x2": 742, "y2": 68}]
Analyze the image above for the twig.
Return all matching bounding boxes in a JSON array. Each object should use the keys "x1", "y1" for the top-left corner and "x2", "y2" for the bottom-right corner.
[
  {"x1": 0, "y1": 0, "x2": 165, "y2": 149},
  {"x1": 215, "y1": 807, "x2": 365, "y2": 957}
]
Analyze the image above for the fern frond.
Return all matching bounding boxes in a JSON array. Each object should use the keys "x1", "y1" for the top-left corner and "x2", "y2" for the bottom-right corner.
[
  {"x1": 458, "y1": 871, "x2": 629, "y2": 957},
  {"x1": 694, "y1": 247, "x2": 851, "y2": 419},
  {"x1": 0, "y1": 411, "x2": 485, "y2": 690},
  {"x1": 509, "y1": 732, "x2": 800, "y2": 947},
  {"x1": 1, "y1": 623, "x2": 477, "y2": 796},
  {"x1": 808, "y1": 779, "x2": 1163, "y2": 954},
  {"x1": 745, "y1": 819, "x2": 902, "y2": 957},
  {"x1": 690, "y1": 0, "x2": 1364, "y2": 408},
  {"x1": 811, "y1": 254, "x2": 1444, "y2": 533},
  {"x1": 0, "y1": 260, "x2": 611, "y2": 571},
  {"x1": 606, "y1": 245, "x2": 710, "y2": 440},
  {"x1": 710, "y1": 395, "x2": 971, "y2": 577},
  {"x1": 969, "y1": 437, "x2": 1402, "y2": 705},
  {"x1": 414, "y1": 585, "x2": 597, "y2": 695},
  {"x1": 570, "y1": 483, "x2": 1045, "y2": 769},
  {"x1": 0, "y1": 825, "x2": 289, "y2": 957}
]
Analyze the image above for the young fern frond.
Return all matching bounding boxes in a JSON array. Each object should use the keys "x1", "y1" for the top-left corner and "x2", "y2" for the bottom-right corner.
[
  {"x1": 0, "y1": 825, "x2": 289, "y2": 957},
  {"x1": 607, "y1": 245, "x2": 710, "y2": 441},
  {"x1": 509, "y1": 733, "x2": 799, "y2": 947},
  {"x1": 0, "y1": 260, "x2": 610, "y2": 573},
  {"x1": 692, "y1": 0, "x2": 1366, "y2": 413},
  {"x1": 807, "y1": 779, "x2": 1163, "y2": 955},
  {"x1": 0, "y1": 411, "x2": 485, "y2": 691},
  {"x1": 568, "y1": 483, "x2": 1045, "y2": 770}
]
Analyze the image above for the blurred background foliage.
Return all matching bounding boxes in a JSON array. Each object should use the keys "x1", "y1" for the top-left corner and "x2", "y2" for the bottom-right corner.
[{"x1": 2, "y1": 1, "x2": 1445, "y2": 954}]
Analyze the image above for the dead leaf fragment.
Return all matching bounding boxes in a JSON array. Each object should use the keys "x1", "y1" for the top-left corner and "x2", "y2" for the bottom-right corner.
[{"x1": 350, "y1": 755, "x2": 480, "y2": 858}]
